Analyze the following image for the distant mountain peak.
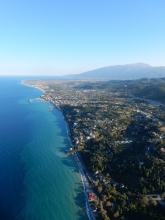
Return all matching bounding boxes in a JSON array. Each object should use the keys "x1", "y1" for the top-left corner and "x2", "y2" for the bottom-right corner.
[
  {"x1": 130, "y1": 63, "x2": 151, "y2": 67},
  {"x1": 65, "y1": 63, "x2": 165, "y2": 80},
  {"x1": 125, "y1": 63, "x2": 151, "y2": 67}
]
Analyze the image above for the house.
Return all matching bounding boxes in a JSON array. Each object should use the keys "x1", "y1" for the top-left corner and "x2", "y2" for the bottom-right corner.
[
  {"x1": 73, "y1": 123, "x2": 78, "y2": 127},
  {"x1": 88, "y1": 192, "x2": 98, "y2": 202},
  {"x1": 120, "y1": 183, "x2": 125, "y2": 189},
  {"x1": 148, "y1": 194, "x2": 165, "y2": 206}
]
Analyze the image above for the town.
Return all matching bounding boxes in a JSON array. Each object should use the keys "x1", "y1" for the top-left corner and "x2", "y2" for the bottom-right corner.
[{"x1": 23, "y1": 79, "x2": 165, "y2": 220}]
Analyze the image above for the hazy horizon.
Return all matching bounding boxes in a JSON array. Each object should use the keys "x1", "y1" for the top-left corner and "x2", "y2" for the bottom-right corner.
[{"x1": 1, "y1": 62, "x2": 165, "y2": 77}]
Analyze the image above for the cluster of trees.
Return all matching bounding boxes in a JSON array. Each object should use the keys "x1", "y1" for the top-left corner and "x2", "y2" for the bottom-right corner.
[
  {"x1": 74, "y1": 77, "x2": 165, "y2": 103},
  {"x1": 156, "y1": 106, "x2": 165, "y2": 121},
  {"x1": 112, "y1": 156, "x2": 165, "y2": 193},
  {"x1": 152, "y1": 139, "x2": 165, "y2": 160},
  {"x1": 59, "y1": 89, "x2": 165, "y2": 219},
  {"x1": 93, "y1": 179, "x2": 165, "y2": 220}
]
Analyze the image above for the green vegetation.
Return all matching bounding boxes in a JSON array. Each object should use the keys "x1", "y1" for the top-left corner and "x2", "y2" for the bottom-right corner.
[
  {"x1": 24, "y1": 78, "x2": 165, "y2": 220},
  {"x1": 152, "y1": 140, "x2": 165, "y2": 160},
  {"x1": 75, "y1": 77, "x2": 165, "y2": 103}
]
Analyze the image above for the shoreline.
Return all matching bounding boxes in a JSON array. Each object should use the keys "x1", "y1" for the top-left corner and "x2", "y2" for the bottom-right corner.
[
  {"x1": 73, "y1": 153, "x2": 95, "y2": 220},
  {"x1": 21, "y1": 80, "x2": 45, "y2": 93},
  {"x1": 21, "y1": 81, "x2": 95, "y2": 220}
]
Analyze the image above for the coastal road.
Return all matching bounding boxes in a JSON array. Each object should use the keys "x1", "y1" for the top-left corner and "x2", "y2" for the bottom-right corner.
[
  {"x1": 76, "y1": 152, "x2": 95, "y2": 182},
  {"x1": 73, "y1": 153, "x2": 96, "y2": 220}
]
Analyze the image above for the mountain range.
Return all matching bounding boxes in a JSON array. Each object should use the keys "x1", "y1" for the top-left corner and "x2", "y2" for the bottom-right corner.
[{"x1": 65, "y1": 63, "x2": 165, "y2": 80}]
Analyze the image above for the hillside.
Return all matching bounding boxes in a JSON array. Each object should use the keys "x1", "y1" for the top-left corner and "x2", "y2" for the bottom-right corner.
[
  {"x1": 74, "y1": 77, "x2": 165, "y2": 103},
  {"x1": 134, "y1": 85, "x2": 165, "y2": 102},
  {"x1": 66, "y1": 63, "x2": 165, "y2": 80}
]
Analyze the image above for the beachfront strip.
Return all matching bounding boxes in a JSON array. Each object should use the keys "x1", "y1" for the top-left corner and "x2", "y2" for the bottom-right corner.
[{"x1": 73, "y1": 152, "x2": 98, "y2": 220}]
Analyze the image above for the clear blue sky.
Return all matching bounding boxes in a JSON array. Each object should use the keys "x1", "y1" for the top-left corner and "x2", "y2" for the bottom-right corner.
[{"x1": 0, "y1": 0, "x2": 165, "y2": 75}]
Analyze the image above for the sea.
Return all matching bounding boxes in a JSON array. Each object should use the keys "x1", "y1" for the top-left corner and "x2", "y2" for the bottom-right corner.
[{"x1": 0, "y1": 76, "x2": 88, "y2": 220}]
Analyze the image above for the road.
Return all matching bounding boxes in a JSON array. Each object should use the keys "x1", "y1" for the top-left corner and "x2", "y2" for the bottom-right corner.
[
  {"x1": 73, "y1": 152, "x2": 96, "y2": 220},
  {"x1": 129, "y1": 95, "x2": 164, "y2": 107},
  {"x1": 76, "y1": 152, "x2": 95, "y2": 182}
]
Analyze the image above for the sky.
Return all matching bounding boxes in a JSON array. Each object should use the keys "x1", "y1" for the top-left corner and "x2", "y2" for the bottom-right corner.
[{"x1": 0, "y1": 0, "x2": 165, "y2": 75}]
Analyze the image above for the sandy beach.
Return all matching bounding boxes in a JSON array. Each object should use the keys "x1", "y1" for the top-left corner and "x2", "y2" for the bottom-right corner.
[{"x1": 21, "y1": 80, "x2": 46, "y2": 93}]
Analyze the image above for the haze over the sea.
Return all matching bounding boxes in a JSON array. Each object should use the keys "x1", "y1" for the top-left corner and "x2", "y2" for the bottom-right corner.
[{"x1": 0, "y1": 77, "x2": 87, "y2": 220}]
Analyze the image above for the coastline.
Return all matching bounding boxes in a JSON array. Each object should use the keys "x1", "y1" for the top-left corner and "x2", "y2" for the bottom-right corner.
[
  {"x1": 21, "y1": 80, "x2": 45, "y2": 93},
  {"x1": 20, "y1": 80, "x2": 165, "y2": 220},
  {"x1": 65, "y1": 117, "x2": 72, "y2": 145},
  {"x1": 21, "y1": 81, "x2": 95, "y2": 220}
]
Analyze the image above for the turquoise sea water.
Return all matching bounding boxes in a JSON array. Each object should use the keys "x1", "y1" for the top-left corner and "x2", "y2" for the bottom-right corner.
[{"x1": 0, "y1": 77, "x2": 87, "y2": 220}]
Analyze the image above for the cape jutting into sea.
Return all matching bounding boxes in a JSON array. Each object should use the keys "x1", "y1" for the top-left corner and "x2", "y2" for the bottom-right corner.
[{"x1": 0, "y1": 76, "x2": 88, "y2": 220}]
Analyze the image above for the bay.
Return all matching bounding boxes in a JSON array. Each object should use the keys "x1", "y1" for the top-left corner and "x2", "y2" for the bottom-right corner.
[{"x1": 0, "y1": 77, "x2": 87, "y2": 220}]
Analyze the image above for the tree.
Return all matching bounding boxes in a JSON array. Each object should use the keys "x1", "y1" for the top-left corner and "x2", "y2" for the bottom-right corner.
[
  {"x1": 149, "y1": 199, "x2": 157, "y2": 206},
  {"x1": 95, "y1": 180, "x2": 99, "y2": 187},
  {"x1": 97, "y1": 186, "x2": 103, "y2": 194},
  {"x1": 97, "y1": 201, "x2": 103, "y2": 211},
  {"x1": 102, "y1": 194, "x2": 107, "y2": 203},
  {"x1": 143, "y1": 187, "x2": 147, "y2": 195},
  {"x1": 106, "y1": 201, "x2": 112, "y2": 207},
  {"x1": 141, "y1": 196, "x2": 149, "y2": 206},
  {"x1": 113, "y1": 211, "x2": 119, "y2": 218},
  {"x1": 161, "y1": 192, "x2": 165, "y2": 201}
]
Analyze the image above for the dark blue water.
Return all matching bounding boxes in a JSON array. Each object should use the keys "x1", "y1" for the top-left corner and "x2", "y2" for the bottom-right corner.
[{"x1": 0, "y1": 77, "x2": 87, "y2": 220}]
